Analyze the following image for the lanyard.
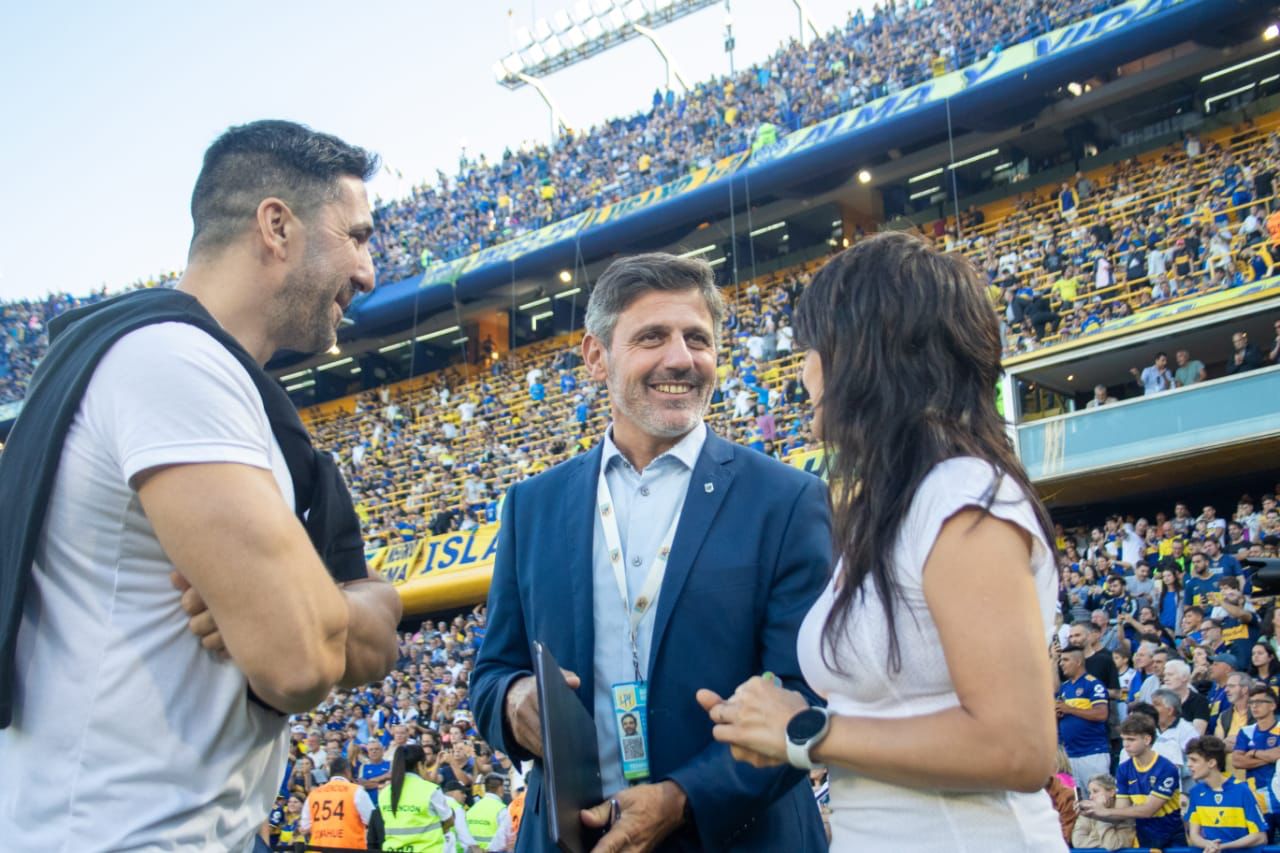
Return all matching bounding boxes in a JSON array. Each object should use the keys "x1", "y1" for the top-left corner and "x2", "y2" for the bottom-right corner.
[{"x1": 597, "y1": 467, "x2": 682, "y2": 681}]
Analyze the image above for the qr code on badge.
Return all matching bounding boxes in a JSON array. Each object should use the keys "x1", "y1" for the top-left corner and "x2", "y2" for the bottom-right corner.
[{"x1": 622, "y1": 736, "x2": 646, "y2": 760}]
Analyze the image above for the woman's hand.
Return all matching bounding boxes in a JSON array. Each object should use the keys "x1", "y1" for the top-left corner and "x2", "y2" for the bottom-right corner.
[{"x1": 695, "y1": 676, "x2": 809, "y2": 768}]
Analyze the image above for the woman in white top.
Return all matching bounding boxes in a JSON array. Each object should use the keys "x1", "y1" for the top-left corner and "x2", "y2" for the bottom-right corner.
[{"x1": 698, "y1": 231, "x2": 1066, "y2": 852}]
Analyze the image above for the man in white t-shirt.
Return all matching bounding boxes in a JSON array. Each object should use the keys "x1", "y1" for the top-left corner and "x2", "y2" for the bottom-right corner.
[{"x1": 0, "y1": 121, "x2": 402, "y2": 851}]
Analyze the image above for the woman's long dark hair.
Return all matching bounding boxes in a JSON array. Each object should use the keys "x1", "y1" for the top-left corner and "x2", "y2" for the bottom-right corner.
[
  {"x1": 793, "y1": 231, "x2": 1055, "y2": 673},
  {"x1": 388, "y1": 743, "x2": 426, "y2": 816}
]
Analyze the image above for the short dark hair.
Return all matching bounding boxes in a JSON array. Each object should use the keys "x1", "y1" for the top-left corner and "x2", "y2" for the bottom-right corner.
[
  {"x1": 485, "y1": 773, "x2": 506, "y2": 793},
  {"x1": 1185, "y1": 736, "x2": 1228, "y2": 772},
  {"x1": 328, "y1": 756, "x2": 351, "y2": 779},
  {"x1": 1060, "y1": 644, "x2": 1086, "y2": 657},
  {"x1": 1120, "y1": 714, "x2": 1156, "y2": 743},
  {"x1": 584, "y1": 253, "x2": 725, "y2": 348},
  {"x1": 189, "y1": 119, "x2": 379, "y2": 255}
]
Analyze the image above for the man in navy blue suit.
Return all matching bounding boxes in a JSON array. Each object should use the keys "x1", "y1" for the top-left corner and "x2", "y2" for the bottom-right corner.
[{"x1": 472, "y1": 253, "x2": 831, "y2": 852}]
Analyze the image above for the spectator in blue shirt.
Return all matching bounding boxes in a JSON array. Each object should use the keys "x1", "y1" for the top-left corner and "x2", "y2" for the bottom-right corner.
[
  {"x1": 1057, "y1": 644, "x2": 1111, "y2": 787},
  {"x1": 356, "y1": 740, "x2": 392, "y2": 805},
  {"x1": 1232, "y1": 685, "x2": 1280, "y2": 833},
  {"x1": 1186, "y1": 735, "x2": 1268, "y2": 849},
  {"x1": 1206, "y1": 536, "x2": 1245, "y2": 581},
  {"x1": 1079, "y1": 714, "x2": 1184, "y2": 848}
]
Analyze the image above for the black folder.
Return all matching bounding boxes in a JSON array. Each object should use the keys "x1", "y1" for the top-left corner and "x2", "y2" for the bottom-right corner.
[{"x1": 533, "y1": 640, "x2": 604, "y2": 853}]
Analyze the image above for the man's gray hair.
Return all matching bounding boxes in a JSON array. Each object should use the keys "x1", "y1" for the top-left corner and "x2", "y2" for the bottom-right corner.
[
  {"x1": 1162, "y1": 659, "x2": 1191, "y2": 683},
  {"x1": 1152, "y1": 688, "x2": 1183, "y2": 717},
  {"x1": 584, "y1": 253, "x2": 726, "y2": 348}
]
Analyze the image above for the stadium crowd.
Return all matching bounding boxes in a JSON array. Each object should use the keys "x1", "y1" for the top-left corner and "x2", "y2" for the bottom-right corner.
[
  {"x1": 370, "y1": 0, "x2": 1127, "y2": 279},
  {"x1": 0, "y1": 273, "x2": 177, "y2": 404},
  {"x1": 4, "y1": 4, "x2": 1280, "y2": 406},
  {"x1": 266, "y1": 481, "x2": 1280, "y2": 850},
  {"x1": 961, "y1": 122, "x2": 1280, "y2": 354}
]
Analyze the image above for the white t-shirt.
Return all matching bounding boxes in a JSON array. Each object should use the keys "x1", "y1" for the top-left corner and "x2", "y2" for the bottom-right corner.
[
  {"x1": 797, "y1": 457, "x2": 1066, "y2": 851},
  {"x1": 0, "y1": 323, "x2": 294, "y2": 851}
]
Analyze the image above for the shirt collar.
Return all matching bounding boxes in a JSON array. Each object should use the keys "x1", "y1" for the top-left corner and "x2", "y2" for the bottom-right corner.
[{"x1": 602, "y1": 421, "x2": 707, "y2": 474}]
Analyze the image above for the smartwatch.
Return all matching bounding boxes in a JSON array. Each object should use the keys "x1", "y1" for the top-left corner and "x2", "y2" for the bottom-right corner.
[{"x1": 785, "y1": 707, "x2": 832, "y2": 770}]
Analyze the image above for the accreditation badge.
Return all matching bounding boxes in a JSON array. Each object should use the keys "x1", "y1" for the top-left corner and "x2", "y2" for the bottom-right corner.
[{"x1": 611, "y1": 681, "x2": 650, "y2": 783}]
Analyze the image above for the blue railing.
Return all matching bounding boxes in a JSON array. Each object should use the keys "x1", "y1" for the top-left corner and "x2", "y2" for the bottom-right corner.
[{"x1": 1018, "y1": 365, "x2": 1280, "y2": 481}]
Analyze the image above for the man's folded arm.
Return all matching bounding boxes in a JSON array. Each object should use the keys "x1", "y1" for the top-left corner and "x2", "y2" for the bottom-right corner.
[
  {"x1": 471, "y1": 484, "x2": 535, "y2": 762},
  {"x1": 666, "y1": 476, "x2": 832, "y2": 847},
  {"x1": 136, "y1": 461, "x2": 349, "y2": 712},
  {"x1": 337, "y1": 576, "x2": 402, "y2": 688}
]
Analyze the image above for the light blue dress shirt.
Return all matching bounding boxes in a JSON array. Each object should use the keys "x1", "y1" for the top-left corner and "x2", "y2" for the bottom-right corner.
[{"x1": 592, "y1": 421, "x2": 707, "y2": 794}]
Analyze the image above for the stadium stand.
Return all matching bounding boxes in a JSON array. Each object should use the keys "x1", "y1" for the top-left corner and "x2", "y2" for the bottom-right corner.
[
  {"x1": 0, "y1": 272, "x2": 178, "y2": 405},
  {"x1": 6, "y1": 0, "x2": 1280, "y2": 849},
  {"x1": 949, "y1": 116, "x2": 1280, "y2": 354},
  {"x1": 5, "y1": 119, "x2": 1280, "y2": 407},
  {"x1": 368, "y1": 0, "x2": 1131, "y2": 281}
]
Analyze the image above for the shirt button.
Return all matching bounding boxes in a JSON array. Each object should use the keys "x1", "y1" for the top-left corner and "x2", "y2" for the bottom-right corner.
[
  {"x1": 640, "y1": 486, "x2": 650, "y2": 497},
  {"x1": 632, "y1": 556, "x2": 643, "y2": 567}
]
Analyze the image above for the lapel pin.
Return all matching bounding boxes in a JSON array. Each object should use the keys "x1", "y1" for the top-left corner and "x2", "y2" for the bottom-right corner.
[{"x1": 704, "y1": 482, "x2": 714, "y2": 493}]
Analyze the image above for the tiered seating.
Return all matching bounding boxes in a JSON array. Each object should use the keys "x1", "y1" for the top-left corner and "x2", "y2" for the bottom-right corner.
[
  {"x1": 301, "y1": 260, "x2": 825, "y2": 546},
  {"x1": 944, "y1": 116, "x2": 1280, "y2": 354},
  {"x1": 370, "y1": 0, "x2": 1125, "y2": 281}
]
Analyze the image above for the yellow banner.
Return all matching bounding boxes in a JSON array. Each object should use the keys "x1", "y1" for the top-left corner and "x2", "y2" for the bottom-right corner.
[
  {"x1": 785, "y1": 447, "x2": 827, "y2": 478},
  {"x1": 379, "y1": 539, "x2": 424, "y2": 584},
  {"x1": 407, "y1": 523, "x2": 501, "y2": 581}
]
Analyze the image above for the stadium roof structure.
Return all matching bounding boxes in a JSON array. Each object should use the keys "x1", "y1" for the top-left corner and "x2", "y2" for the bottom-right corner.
[
  {"x1": 493, "y1": 0, "x2": 721, "y2": 91},
  {"x1": 345, "y1": 0, "x2": 1276, "y2": 338}
]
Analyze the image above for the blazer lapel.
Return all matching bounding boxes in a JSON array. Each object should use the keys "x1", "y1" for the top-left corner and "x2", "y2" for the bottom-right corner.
[
  {"x1": 556, "y1": 446, "x2": 602, "y2": 705},
  {"x1": 646, "y1": 432, "x2": 735, "y2": 674}
]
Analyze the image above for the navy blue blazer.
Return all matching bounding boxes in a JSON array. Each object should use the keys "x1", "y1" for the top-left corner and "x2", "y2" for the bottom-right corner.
[{"x1": 472, "y1": 430, "x2": 832, "y2": 852}]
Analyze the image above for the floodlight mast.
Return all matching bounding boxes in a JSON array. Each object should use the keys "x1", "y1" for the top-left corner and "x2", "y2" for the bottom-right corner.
[
  {"x1": 789, "y1": 0, "x2": 820, "y2": 43},
  {"x1": 495, "y1": 0, "x2": 718, "y2": 92},
  {"x1": 633, "y1": 23, "x2": 690, "y2": 92},
  {"x1": 515, "y1": 72, "x2": 573, "y2": 138}
]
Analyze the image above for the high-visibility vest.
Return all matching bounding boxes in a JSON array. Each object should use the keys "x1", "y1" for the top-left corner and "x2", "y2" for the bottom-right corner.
[
  {"x1": 379, "y1": 773, "x2": 447, "y2": 853},
  {"x1": 305, "y1": 778, "x2": 367, "y2": 850},
  {"x1": 508, "y1": 789, "x2": 526, "y2": 838},
  {"x1": 466, "y1": 794, "x2": 505, "y2": 849}
]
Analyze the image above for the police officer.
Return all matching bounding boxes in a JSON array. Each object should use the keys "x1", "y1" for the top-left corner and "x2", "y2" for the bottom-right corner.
[{"x1": 380, "y1": 744, "x2": 455, "y2": 852}]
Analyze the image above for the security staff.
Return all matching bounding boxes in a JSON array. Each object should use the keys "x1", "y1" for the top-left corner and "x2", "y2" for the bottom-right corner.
[
  {"x1": 379, "y1": 743, "x2": 455, "y2": 852},
  {"x1": 302, "y1": 757, "x2": 374, "y2": 850},
  {"x1": 466, "y1": 775, "x2": 511, "y2": 850}
]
